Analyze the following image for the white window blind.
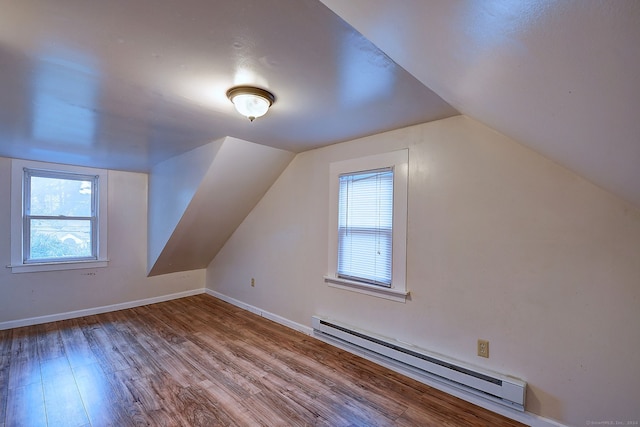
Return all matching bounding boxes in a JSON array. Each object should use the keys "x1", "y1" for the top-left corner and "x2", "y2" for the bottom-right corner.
[{"x1": 337, "y1": 167, "x2": 394, "y2": 286}]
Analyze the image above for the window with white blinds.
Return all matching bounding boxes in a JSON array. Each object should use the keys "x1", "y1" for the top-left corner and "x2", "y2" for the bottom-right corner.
[
  {"x1": 326, "y1": 149, "x2": 408, "y2": 302},
  {"x1": 337, "y1": 168, "x2": 393, "y2": 286}
]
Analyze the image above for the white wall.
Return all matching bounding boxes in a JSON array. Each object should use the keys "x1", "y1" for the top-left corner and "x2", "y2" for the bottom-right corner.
[
  {"x1": 148, "y1": 137, "x2": 295, "y2": 276},
  {"x1": 206, "y1": 116, "x2": 640, "y2": 426},
  {"x1": 0, "y1": 157, "x2": 205, "y2": 326},
  {"x1": 148, "y1": 138, "x2": 224, "y2": 272}
]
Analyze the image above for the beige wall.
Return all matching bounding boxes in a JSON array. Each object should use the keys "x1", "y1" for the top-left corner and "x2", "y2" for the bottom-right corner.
[
  {"x1": 0, "y1": 157, "x2": 205, "y2": 325},
  {"x1": 206, "y1": 116, "x2": 640, "y2": 426}
]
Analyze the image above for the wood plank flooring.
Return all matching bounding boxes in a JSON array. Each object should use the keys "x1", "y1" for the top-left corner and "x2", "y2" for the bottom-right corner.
[{"x1": 0, "y1": 294, "x2": 526, "y2": 426}]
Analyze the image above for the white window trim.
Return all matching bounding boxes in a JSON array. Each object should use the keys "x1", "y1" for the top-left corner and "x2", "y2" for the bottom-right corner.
[
  {"x1": 325, "y1": 149, "x2": 409, "y2": 302},
  {"x1": 9, "y1": 159, "x2": 109, "y2": 273}
]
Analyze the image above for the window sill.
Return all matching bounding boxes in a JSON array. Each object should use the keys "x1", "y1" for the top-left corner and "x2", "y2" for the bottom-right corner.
[
  {"x1": 324, "y1": 275, "x2": 409, "y2": 303},
  {"x1": 7, "y1": 259, "x2": 109, "y2": 274}
]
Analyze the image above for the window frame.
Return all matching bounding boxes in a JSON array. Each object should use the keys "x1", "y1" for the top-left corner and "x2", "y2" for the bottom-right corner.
[
  {"x1": 325, "y1": 149, "x2": 409, "y2": 302},
  {"x1": 10, "y1": 159, "x2": 109, "y2": 273}
]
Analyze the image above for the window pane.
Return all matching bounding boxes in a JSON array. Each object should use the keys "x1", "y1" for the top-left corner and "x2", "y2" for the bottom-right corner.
[
  {"x1": 30, "y1": 176, "x2": 92, "y2": 217},
  {"x1": 29, "y1": 219, "x2": 92, "y2": 260},
  {"x1": 337, "y1": 168, "x2": 393, "y2": 286},
  {"x1": 338, "y1": 228, "x2": 392, "y2": 285}
]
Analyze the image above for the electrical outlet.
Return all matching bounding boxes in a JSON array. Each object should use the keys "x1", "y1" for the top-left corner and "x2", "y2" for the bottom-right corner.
[
  {"x1": 251, "y1": 278, "x2": 255, "y2": 287},
  {"x1": 477, "y1": 339, "x2": 489, "y2": 358}
]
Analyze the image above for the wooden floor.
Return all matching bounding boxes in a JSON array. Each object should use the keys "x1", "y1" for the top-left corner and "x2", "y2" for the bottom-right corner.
[{"x1": 0, "y1": 294, "x2": 525, "y2": 427}]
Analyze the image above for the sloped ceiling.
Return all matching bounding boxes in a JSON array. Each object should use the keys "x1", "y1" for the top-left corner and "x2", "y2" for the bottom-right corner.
[
  {"x1": 2, "y1": 0, "x2": 637, "y2": 208},
  {"x1": 147, "y1": 137, "x2": 294, "y2": 276},
  {"x1": 0, "y1": 0, "x2": 456, "y2": 171},
  {"x1": 320, "y1": 0, "x2": 640, "y2": 208}
]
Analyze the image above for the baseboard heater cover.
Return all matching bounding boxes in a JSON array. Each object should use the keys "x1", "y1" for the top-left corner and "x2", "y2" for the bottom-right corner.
[{"x1": 311, "y1": 316, "x2": 526, "y2": 412}]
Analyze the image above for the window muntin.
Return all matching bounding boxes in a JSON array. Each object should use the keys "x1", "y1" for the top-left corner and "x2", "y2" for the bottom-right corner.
[
  {"x1": 337, "y1": 168, "x2": 394, "y2": 286},
  {"x1": 23, "y1": 169, "x2": 98, "y2": 263}
]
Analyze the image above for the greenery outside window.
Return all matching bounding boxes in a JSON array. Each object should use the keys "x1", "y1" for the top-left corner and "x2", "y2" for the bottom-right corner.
[
  {"x1": 23, "y1": 169, "x2": 98, "y2": 263},
  {"x1": 10, "y1": 159, "x2": 108, "y2": 273}
]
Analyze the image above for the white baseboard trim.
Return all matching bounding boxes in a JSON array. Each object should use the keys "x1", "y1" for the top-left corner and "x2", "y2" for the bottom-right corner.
[
  {"x1": 0, "y1": 288, "x2": 206, "y2": 330},
  {"x1": 204, "y1": 289, "x2": 566, "y2": 427},
  {"x1": 205, "y1": 289, "x2": 313, "y2": 336}
]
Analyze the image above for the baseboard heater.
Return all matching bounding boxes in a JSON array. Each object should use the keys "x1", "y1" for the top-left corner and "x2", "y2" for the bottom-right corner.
[{"x1": 312, "y1": 316, "x2": 526, "y2": 412}]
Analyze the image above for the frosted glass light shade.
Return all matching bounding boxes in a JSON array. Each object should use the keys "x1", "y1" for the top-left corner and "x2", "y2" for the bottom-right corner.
[
  {"x1": 226, "y1": 86, "x2": 275, "y2": 121},
  {"x1": 231, "y1": 94, "x2": 270, "y2": 119}
]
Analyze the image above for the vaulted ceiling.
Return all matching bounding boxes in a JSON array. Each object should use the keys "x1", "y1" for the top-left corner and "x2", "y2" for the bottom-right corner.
[
  {"x1": 1, "y1": 0, "x2": 639, "y2": 207},
  {"x1": 321, "y1": 0, "x2": 640, "y2": 208}
]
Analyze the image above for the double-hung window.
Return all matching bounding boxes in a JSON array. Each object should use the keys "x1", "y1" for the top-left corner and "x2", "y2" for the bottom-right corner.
[
  {"x1": 326, "y1": 149, "x2": 408, "y2": 302},
  {"x1": 337, "y1": 168, "x2": 394, "y2": 286},
  {"x1": 23, "y1": 169, "x2": 98, "y2": 263},
  {"x1": 10, "y1": 159, "x2": 108, "y2": 273}
]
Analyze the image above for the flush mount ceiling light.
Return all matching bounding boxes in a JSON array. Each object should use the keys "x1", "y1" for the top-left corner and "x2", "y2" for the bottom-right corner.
[{"x1": 226, "y1": 86, "x2": 275, "y2": 122}]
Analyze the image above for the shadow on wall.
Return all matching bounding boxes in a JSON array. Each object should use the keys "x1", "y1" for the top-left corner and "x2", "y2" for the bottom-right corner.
[{"x1": 525, "y1": 379, "x2": 563, "y2": 423}]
